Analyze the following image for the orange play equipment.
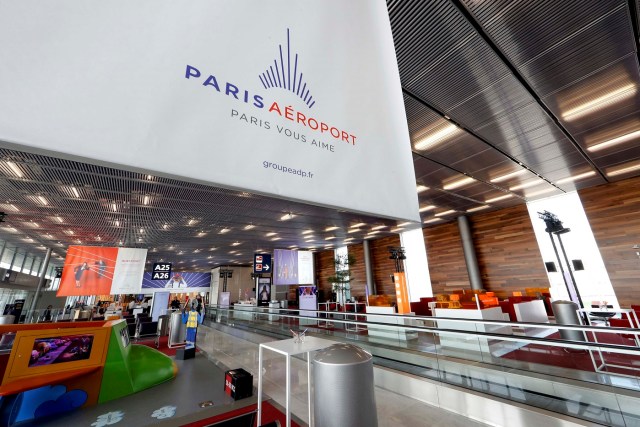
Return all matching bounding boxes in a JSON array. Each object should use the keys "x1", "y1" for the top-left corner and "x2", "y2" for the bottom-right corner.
[{"x1": 0, "y1": 319, "x2": 176, "y2": 426}]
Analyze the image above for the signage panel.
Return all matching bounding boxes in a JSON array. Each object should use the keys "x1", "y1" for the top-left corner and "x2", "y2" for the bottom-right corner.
[
  {"x1": 253, "y1": 253, "x2": 272, "y2": 274},
  {"x1": 0, "y1": 0, "x2": 419, "y2": 221},
  {"x1": 152, "y1": 262, "x2": 173, "y2": 280}
]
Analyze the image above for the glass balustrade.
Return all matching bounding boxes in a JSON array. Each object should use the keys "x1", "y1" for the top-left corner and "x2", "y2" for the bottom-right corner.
[{"x1": 204, "y1": 304, "x2": 640, "y2": 426}]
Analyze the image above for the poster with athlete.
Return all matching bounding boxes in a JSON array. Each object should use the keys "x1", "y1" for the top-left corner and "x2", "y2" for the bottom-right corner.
[{"x1": 57, "y1": 246, "x2": 147, "y2": 296}]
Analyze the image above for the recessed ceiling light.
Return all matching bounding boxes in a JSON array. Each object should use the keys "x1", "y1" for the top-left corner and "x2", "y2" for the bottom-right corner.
[
  {"x1": 443, "y1": 176, "x2": 475, "y2": 190},
  {"x1": 70, "y1": 186, "x2": 80, "y2": 198},
  {"x1": 350, "y1": 223, "x2": 365, "y2": 228},
  {"x1": 367, "y1": 231, "x2": 380, "y2": 235},
  {"x1": 525, "y1": 188, "x2": 556, "y2": 198},
  {"x1": 348, "y1": 228, "x2": 360, "y2": 233},
  {"x1": 424, "y1": 218, "x2": 443, "y2": 224},
  {"x1": 219, "y1": 228, "x2": 230, "y2": 234},
  {"x1": 7, "y1": 204, "x2": 19, "y2": 212},
  {"x1": 209, "y1": 247, "x2": 217, "y2": 251},
  {"x1": 54, "y1": 215, "x2": 63, "y2": 222},
  {"x1": 605, "y1": 160, "x2": 640, "y2": 177},
  {"x1": 416, "y1": 185, "x2": 429, "y2": 193},
  {"x1": 64, "y1": 229, "x2": 74, "y2": 235},
  {"x1": 193, "y1": 249, "x2": 201, "y2": 253},
  {"x1": 485, "y1": 194, "x2": 513, "y2": 203},
  {"x1": 325, "y1": 226, "x2": 339, "y2": 231},
  {"x1": 188, "y1": 219, "x2": 197, "y2": 226},
  {"x1": 397, "y1": 222, "x2": 411, "y2": 227},
  {"x1": 96, "y1": 235, "x2": 102, "y2": 241},
  {"x1": 4, "y1": 226, "x2": 17, "y2": 233},
  {"x1": 490, "y1": 169, "x2": 528, "y2": 183},
  {"x1": 115, "y1": 220, "x2": 120, "y2": 227},
  {"x1": 302, "y1": 229, "x2": 314, "y2": 235},
  {"x1": 587, "y1": 129, "x2": 640, "y2": 152},
  {"x1": 243, "y1": 224, "x2": 255, "y2": 230},
  {"x1": 36, "y1": 195, "x2": 48, "y2": 206},
  {"x1": 143, "y1": 194, "x2": 150, "y2": 205},
  {"x1": 344, "y1": 237, "x2": 354, "y2": 241},
  {"x1": 556, "y1": 171, "x2": 596, "y2": 185},
  {"x1": 466, "y1": 205, "x2": 489, "y2": 213},
  {"x1": 112, "y1": 203, "x2": 117, "y2": 212},
  {"x1": 197, "y1": 231, "x2": 207, "y2": 237},
  {"x1": 146, "y1": 174, "x2": 153, "y2": 180},
  {"x1": 509, "y1": 180, "x2": 545, "y2": 191},
  {"x1": 419, "y1": 205, "x2": 436, "y2": 213},
  {"x1": 562, "y1": 84, "x2": 637, "y2": 121},
  {"x1": 434, "y1": 210, "x2": 457, "y2": 217},
  {"x1": 163, "y1": 223, "x2": 168, "y2": 230},
  {"x1": 271, "y1": 237, "x2": 281, "y2": 241},
  {"x1": 390, "y1": 228, "x2": 404, "y2": 232},
  {"x1": 231, "y1": 242, "x2": 241, "y2": 246},
  {"x1": 30, "y1": 221, "x2": 39, "y2": 228},
  {"x1": 266, "y1": 232, "x2": 277, "y2": 237},
  {"x1": 414, "y1": 123, "x2": 461, "y2": 151},
  {"x1": 280, "y1": 213, "x2": 296, "y2": 221},
  {"x1": 4, "y1": 161, "x2": 23, "y2": 178},
  {"x1": 326, "y1": 236, "x2": 335, "y2": 240},
  {"x1": 139, "y1": 228, "x2": 144, "y2": 233}
]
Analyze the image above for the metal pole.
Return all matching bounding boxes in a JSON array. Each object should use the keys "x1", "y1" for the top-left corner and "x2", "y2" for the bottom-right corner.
[
  {"x1": 547, "y1": 232, "x2": 574, "y2": 303},
  {"x1": 0, "y1": 241, "x2": 7, "y2": 263},
  {"x1": 19, "y1": 252, "x2": 28, "y2": 272},
  {"x1": 362, "y1": 239, "x2": 376, "y2": 295},
  {"x1": 457, "y1": 215, "x2": 483, "y2": 290},
  {"x1": 8, "y1": 247, "x2": 17, "y2": 271},
  {"x1": 556, "y1": 233, "x2": 584, "y2": 308},
  {"x1": 27, "y1": 248, "x2": 51, "y2": 313}
]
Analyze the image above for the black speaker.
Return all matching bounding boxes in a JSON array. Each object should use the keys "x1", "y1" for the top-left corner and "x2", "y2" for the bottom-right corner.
[
  {"x1": 572, "y1": 259, "x2": 584, "y2": 271},
  {"x1": 544, "y1": 262, "x2": 557, "y2": 273}
]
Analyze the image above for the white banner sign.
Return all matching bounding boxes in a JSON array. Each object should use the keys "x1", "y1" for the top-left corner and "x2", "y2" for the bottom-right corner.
[{"x1": 0, "y1": 0, "x2": 418, "y2": 221}]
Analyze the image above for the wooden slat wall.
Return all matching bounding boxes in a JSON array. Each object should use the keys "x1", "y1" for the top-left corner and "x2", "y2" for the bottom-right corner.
[
  {"x1": 369, "y1": 235, "x2": 401, "y2": 295},
  {"x1": 347, "y1": 243, "x2": 366, "y2": 298},
  {"x1": 578, "y1": 176, "x2": 640, "y2": 308},
  {"x1": 423, "y1": 221, "x2": 470, "y2": 295},
  {"x1": 469, "y1": 204, "x2": 549, "y2": 294},
  {"x1": 314, "y1": 250, "x2": 336, "y2": 301}
]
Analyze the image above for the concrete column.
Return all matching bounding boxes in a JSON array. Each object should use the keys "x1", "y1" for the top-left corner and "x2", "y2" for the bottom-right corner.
[
  {"x1": 362, "y1": 240, "x2": 376, "y2": 295},
  {"x1": 457, "y1": 215, "x2": 483, "y2": 290},
  {"x1": 28, "y1": 248, "x2": 51, "y2": 313}
]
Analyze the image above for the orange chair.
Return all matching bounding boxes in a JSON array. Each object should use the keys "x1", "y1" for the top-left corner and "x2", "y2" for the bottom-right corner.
[{"x1": 448, "y1": 294, "x2": 461, "y2": 309}]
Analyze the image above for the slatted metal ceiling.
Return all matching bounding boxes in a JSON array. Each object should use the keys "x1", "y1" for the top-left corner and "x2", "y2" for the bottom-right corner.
[{"x1": 0, "y1": 0, "x2": 639, "y2": 270}]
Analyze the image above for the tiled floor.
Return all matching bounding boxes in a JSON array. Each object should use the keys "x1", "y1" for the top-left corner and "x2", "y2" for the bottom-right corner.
[{"x1": 196, "y1": 324, "x2": 490, "y2": 427}]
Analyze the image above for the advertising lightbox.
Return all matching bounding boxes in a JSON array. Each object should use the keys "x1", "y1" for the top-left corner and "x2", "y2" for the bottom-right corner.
[
  {"x1": 273, "y1": 249, "x2": 314, "y2": 285},
  {"x1": 57, "y1": 246, "x2": 147, "y2": 296}
]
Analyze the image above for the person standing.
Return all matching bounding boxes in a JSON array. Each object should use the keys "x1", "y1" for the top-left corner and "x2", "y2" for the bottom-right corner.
[{"x1": 74, "y1": 262, "x2": 91, "y2": 288}]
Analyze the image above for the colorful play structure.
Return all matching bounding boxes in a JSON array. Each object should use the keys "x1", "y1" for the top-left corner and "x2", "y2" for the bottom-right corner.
[{"x1": 0, "y1": 319, "x2": 176, "y2": 426}]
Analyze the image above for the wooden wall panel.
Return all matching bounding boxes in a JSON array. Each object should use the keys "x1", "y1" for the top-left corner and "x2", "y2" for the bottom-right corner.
[
  {"x1": 579, "y1": 176, "x2": 640, "y2": 308},
  {"x1": 423, "y1": 221, "x2": 470, "y2": 295},
  {"x1": 347, "y1": 243, "x2": 366, "y2": 299},
  {"x1": 469, "y1": 204, "x2": 549, "y2": 295},
  {"x1": 369, "y1": 235, "x2": 401, "y2": 296},
  {"x1": 314, "y1": 250, "x2": 335, "y2": 301}
]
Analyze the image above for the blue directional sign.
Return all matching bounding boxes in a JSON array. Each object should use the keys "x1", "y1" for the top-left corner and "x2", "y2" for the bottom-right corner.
[{"x1": 253, "y1": 254, "x2": 272, "y2": 274}]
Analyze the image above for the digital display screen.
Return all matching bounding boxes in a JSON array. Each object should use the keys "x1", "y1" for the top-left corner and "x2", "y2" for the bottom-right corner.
[{"x1": 29, "y1": 334, "x2": 94, "y2": 367}]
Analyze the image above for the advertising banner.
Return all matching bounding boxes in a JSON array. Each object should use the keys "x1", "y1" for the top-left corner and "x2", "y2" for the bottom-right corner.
[
  {"x1": 274, "y1": 249, "x2": 314, "y2": 285},
  {"x1": 0, "y1": 0, "x2": 419, "y2": 221},
  {"x1": 142, "y1": 272, "x2": 211, "y2": 292},
  {"x1": 58, "y1": 246, "x2": 147, "y2": 296},
  {"x1": 299, "y1": 286, "x2": 317, "y2": 318}
]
